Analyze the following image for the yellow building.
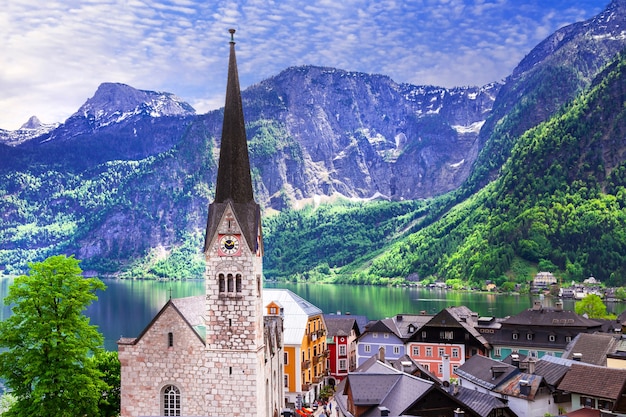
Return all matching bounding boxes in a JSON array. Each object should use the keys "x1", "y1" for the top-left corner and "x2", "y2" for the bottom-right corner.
[{"x1": 265, "y1": 289, "x2": 327, "y2": 408}]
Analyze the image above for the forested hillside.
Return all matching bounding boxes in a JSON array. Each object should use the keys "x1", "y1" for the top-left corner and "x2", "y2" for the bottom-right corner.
[{"x1": 347, "y1": 51, "x2": 626, "y2": 287}]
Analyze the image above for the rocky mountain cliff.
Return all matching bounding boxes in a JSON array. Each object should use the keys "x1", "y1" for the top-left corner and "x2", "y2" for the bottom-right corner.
[{"x1": 1, "y1": 0, "x2": 626, "y2": 277}]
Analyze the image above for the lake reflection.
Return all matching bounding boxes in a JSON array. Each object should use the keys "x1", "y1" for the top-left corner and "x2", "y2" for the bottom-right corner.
[{"x1": 1, "y1": 278, "x2": 625, "y2": 351}]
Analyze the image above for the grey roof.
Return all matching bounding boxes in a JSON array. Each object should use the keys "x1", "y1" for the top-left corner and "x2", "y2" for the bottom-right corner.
[
  {"x1": 562, "y1": 332, "x2": 620, "y2": 366},
  {"x1": 171, "y1": 295, "x2": 204, "y2": 327},
  {"x1": 453, "y1": 386, "x2": 510, "y2": 417},
  {"x1": 263, "y1": 289, "x2": 323, "y2": 345},
  {"x1": 344, "y1": 373, "x2": 434, "y2": 417},
  {"x1": 388, "y1": 354, "x2": 440, "y2": 383},
  {"x1": 502, "y1": 305, "x2": 603, "y2": 328},
  {"x1": 393, "y1": 314, "x2": 433, "y2": 338},
  {"x1": 533, "y1": 355, "x2": 572, "y2": 387},
  {"x1": 455, "y1": 354, "x2": 519, "y2": 390},
  {"x1": 324, "y1": 315, "x2": 360, "y2": 338},
  {"x1": 364, "y1": 318, "x2": 402, "y2": 338}
]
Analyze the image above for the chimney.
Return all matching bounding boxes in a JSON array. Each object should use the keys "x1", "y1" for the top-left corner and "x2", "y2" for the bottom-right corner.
[
  {"x1": 573, "y1": 353, "x2": 582, "y2": 362},
  {"x1": 526, "y1": 358, "x2": 536, "y2": 374},
  {"x1": 532, "y1": 301, "x2": 542, "y2": 310},
  {"x1": 442, "y1": 354, "x2": 451, "y2": 383},
  {"x1": 511, "y1": 353, "x2": 520, "y2": 368},
  {"x1": 397, "y1": 315, "x2": 403, "y2": 322},
  {"x1": 453, "y1": 408, "x2": 465, "y2": 417},
  {"x1": 555, "y1": 302, "x2": 563, "y2": 311},
  {"x1": 519, "y1": 380, "x2": 531, "y2": 394},
  {"x1": 378, "y1": 407, "x2": 389, "y2": 417},
  {"x1": 490, "y1": 366, "x2": 507, "y2": 379},
  {"x1": 378, "y1": 347, "x2": 385, "y2": 362}
]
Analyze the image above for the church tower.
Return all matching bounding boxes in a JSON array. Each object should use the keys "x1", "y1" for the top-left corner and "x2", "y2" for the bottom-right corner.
[{"x1": 203, "y1": 29, "x2": 266, "y2": 417}]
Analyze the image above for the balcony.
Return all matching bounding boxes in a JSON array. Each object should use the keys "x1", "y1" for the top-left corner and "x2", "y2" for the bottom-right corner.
[
  {"x1": 301, "y1": 360, "x2": 311, "y2": 369},
  {"x1": 302, "y1": 383, "x2": 310, "y2": 392}
]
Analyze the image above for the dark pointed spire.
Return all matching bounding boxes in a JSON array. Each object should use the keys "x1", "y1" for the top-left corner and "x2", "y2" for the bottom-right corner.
[
  {"x1": 214, "y1": 28, "x2": 254, "y2": 204},
  {"x1": 204, "y1": 30, "x2": 261, "y2": 254}
]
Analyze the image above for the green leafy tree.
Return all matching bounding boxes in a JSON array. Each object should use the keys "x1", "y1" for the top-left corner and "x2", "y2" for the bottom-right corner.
[
  {"x1": 90, "y1": 350, "x2": 121, "y2": 417},
  {"x1": 574, "y1": 293, "x2": 608, "y2": 319},
  {"x1": 0, "y1": 255, "x2": 108, "y2": 417}
]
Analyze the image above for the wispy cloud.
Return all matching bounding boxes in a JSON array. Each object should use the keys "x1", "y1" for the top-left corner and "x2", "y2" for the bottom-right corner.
[{"x1": 0, "y1": 0, "x2": 605, "y2": 130}]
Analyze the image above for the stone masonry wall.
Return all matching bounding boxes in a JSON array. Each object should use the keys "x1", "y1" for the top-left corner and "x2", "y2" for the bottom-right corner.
[{"x1": 118, "y1": 306, "x2": 207, "y2": 417}]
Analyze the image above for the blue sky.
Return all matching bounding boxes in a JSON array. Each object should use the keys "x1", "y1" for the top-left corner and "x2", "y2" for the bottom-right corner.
[{"x1": 0, "y1": 0, "x2": 607, "y2": 130}]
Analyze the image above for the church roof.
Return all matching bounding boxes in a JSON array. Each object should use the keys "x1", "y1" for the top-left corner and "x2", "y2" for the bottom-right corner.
[{"x1": 204, "y1": 29, "x2": 260, "y2": 253}]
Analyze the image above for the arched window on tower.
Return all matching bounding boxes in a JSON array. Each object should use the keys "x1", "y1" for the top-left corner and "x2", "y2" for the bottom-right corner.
[
  {"x1": 236, "y1": 274, "x2": 242, "y2": 292},
  {"x1": 227, "y1": 274, "x2": 234, "y2": 292},
  {"x1": 218, "y1": 274, "x2": 225, "y2": 293},
  {"x1": 162, "y1": 385, "x2": 181, "y2": 416}
]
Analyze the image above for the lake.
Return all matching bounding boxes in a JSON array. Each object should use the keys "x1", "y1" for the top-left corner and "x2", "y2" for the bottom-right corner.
[{"x1": 1, "y1": 278, "x2": 624, "y2": 350}]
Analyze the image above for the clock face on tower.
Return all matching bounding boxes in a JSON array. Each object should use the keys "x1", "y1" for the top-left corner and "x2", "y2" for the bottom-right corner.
[{"x1": 218, "y1": 234, "x2": 241, "y2": 256}]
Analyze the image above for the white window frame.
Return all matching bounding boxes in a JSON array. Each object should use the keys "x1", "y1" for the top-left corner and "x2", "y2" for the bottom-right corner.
[{"x1": 163, "y1": 385, "x2": 181, "y2": 416}]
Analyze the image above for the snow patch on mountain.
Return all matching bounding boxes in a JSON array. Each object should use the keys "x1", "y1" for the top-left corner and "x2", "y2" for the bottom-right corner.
[{"x1": 0, "y1": 116, "x2": 59, "y2": 146}]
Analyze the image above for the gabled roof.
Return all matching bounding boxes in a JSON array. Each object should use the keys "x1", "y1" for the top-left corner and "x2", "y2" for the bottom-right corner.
[
  {"x1": 263, "y1": 289, "x2": 322, "y2": 345},
  {"x1": 455, "y1": 354, "x2": 519, "y2": 390},
  {"x1": 367, "y1": 318, "x2": 400, "y2": 336},
  {"x1": 558, "y1": 363, "x2": 626, "y2": 400},
  {"x1": 562, "y1": 332, "x2": 620, "y2": 366},
  {"x1": 118, "y1": 296, "x2": 205, "y2": 346},
  {"x1": 414, "y1": 306, "x2": 490, "y2": 348},
  {"x1": 393, "y1": 314, "x2": 433, "y2": 338},
  {"x1": 388, "y1": 354, "x2": 440, "y2": 383},
  {"x1": 324, "y1": 315, "x2": 361, "y2": 339},
  {"x1": 534, "y1": 354, "x2": 573, "y2": 387},
  {"x1": 502, "y1": 305, "x2": 603, "y2": 328},
  {"x1": 453, "y1": 386, "x2": 511, "y2": 417},
  {"x1": 343, "y1": 372, "x2": 434, "y2": 417}
]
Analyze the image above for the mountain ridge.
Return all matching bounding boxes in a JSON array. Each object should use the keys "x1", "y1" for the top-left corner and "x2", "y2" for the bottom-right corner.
[{"x1": 1, "y1": 0, "x2": 626, "y2": 282}]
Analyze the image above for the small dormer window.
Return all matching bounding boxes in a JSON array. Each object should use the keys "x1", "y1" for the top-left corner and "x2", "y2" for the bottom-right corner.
[
  {"x1": 408, "y1": 324, "x2": 416, "y2": 333},
  {"x1": 549, "y1": 334, "x2": 556, "y2": 342},
  {"x1": 512, "y1": 333, "x2": 519, "y2": 340},
  {"x1": 527, "y1": 333, "x2": 533, "y2": 341}
]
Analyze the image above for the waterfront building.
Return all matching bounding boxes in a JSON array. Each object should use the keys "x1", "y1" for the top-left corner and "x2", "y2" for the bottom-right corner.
[
  {"x1": 405, "y1": 306, "x2": 490, "y2": 381},
  {"x1": 117, "y1": 30, "x2": 284, "y2": 417},
  {"x1": 485, "y1": 301, "x2": 603, "y2": 360},
  {"x1": 264, "y1": 288, "x2": 327, "y2": 408}
]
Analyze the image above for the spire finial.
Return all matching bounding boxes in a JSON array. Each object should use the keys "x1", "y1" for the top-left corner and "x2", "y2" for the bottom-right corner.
[{"x1": 229, "y1": 28, "x2": 236, "y2": 43}]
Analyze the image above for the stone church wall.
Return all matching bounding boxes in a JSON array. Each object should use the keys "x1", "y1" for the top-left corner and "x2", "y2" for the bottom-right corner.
[{"x1": 118, "y1": 306, "x2": 207, "y2": 417}]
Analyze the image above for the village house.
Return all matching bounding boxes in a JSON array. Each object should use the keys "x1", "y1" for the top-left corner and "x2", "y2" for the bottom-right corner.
[
  {"x1": 117, "y1": 30, "x2": 284, "y2": 417},
  {"x1": 405, "y1": 306, "x2": 490, "y2": 380},
  {"x1": 533, "y1": 271, "x2": 557, "y2": 289},
  {"x1": 355, "y1": 314, "x2": 431, "y2": 368},
  {"x1": 558, "y1": 363, "x2": 626, "y2": 414},
  {"x1": 324, "y1": 314, "x2": 363, "y2": 386},
  {"x1": 265, "y1": 289, "x2": 327, "y2": 408},
  {"x1": 456, "y1": 353, "x2": 554, "y2": 417},
  {"x1": 484, "y1": 301, "x2": 604, "y2": 360},
  {"x1": 335, "y1": 350, "x2": 516, "y2": 417}
]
